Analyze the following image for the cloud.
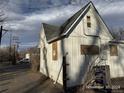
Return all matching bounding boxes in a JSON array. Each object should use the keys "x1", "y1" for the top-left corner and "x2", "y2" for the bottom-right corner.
[
  {"x1": 2, "y1": 1, "x2": 81, "y2": 48},
  {"x1": 93, "y1": 0, "x2": 124, "y2": 28},
  {"x1": 96, "y1": 0, "x2": 124, "y2": 15},
  {"x1": 1, "y1": 0, "x2": 124, "y2": 48}
]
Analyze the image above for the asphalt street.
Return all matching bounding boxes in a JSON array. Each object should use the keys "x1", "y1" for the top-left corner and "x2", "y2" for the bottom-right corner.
[
  {"x1": 0, "y1": 63, "x2": 30, "y2": 93},
  {"x1": 0, "y1": 63, "x2": 64, "y2": 93}
]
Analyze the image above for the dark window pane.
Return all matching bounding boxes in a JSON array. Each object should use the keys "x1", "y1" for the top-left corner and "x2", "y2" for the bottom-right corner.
[
  {"x1": 87, "y1": 22, "x2": 91, "y2": 27},
  {"x1": 87, "y1": 16, "x2": 91, "y2": 28},
  {"x1": 87, "y1": 16, "x2": 91, "y2": 22}
]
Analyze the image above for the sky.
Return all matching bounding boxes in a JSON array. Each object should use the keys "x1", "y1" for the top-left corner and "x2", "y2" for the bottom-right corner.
[{"x1": 0, "y1": 0, "x2": 124, "y2": 49}]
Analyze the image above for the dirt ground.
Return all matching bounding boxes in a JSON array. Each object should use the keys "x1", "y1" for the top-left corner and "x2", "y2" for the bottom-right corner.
[{"x1": 0, "y1": 63, "x2": 124, "y2": 93}]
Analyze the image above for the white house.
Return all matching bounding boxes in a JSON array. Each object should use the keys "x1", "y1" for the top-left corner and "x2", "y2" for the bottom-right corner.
[{"x1": 39, "y1": 1, "x2": 124, "y2": 90}]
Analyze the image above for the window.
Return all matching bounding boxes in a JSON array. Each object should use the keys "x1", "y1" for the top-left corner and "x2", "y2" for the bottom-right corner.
[
  {"x1": 110, "y1": 45, "x2": 118, "y2": 56},
  {"x1": 52, "y1": 42, "x2": 58, "y2": 60},
  {"x1": 87, "y1": 22, "x2": 91, "y2": 28},
  {"x1": 87, "y1": 16, "x2": 91, "y2": 21},
  {"x1": 87, "y1": 16, "x2": 91, "y2": 28},
  {"x1": 80, "y1": 45, "x2": 99, "y2": 55}
]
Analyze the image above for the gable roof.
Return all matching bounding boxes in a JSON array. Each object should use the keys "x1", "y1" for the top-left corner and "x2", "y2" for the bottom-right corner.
[
  {"x1": 43, "y1": 23, "x2": 61, "y2": 42},
  {"x1": 42, "y1": 1, "x2": 113, "y2": 43}
]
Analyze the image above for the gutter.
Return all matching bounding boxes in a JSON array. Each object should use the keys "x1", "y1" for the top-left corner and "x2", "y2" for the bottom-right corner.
[{"x1": 109, "y1": 41, "x2": 124, "y2": 44}]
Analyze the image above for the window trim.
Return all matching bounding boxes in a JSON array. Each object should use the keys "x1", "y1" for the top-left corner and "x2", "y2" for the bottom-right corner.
[
  {"x1": 80, "y1": 45, "x2": 99, "y2": 55},
  {"x1": 109, "y1": 44, "x2": 118, "y2": 56},
  {"x1": 52, "y1": 42, "x2": 58, "y2": 61},
  {"x1": 87, "y1": 16, "x2": 91, "y2": 28}
]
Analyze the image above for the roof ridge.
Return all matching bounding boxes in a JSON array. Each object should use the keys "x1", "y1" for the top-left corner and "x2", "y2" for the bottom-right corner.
[
  {"x1": 42, "y1": 1, "x2": 92, "y2": 32},
  {"x1": 42, "y1": 23, "x2": 60, "y2": 28}
]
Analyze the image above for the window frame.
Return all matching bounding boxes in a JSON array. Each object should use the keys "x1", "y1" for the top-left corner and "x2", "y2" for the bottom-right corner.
[
  {"x1": 87, "y1": 16, "x2": 91, "y2": 28},
  {"x1": 109, "y1": 44, "x2": 118, "y2": 56},
  {"x1": 52, "y1": 41, "x2": 58, "y2": 61},
  {"x1": 80, "y1": 45, "x2": 99, "y2": 55}
]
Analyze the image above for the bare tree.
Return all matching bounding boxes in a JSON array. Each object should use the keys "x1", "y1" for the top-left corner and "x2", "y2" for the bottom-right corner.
[
  {"x1": 0, "y1": 46, "x2": 15, "y2": 63},
  {"x1": 111, "y1": 28, "x2": 124, "y2": 40},
  {"x1": 118, "y1": 28, "x2": 124, "y2": 40},
  {"x1": 0, "y1": 10, "x2": 5, "y2": 23}
]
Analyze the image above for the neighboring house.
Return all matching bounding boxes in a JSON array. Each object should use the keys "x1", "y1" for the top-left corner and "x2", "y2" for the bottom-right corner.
[{"x1": 39, "y1": 1, "x2": 124, "y2": 90}]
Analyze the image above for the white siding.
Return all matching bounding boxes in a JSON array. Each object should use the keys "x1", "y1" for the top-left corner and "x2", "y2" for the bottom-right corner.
[
  {"x1": 64, "y1": 36, "x2": 100, "y2": 87},
  {"x1": 40, "y1": 28, "x2": 48, "y2": 75},
  {"x1": 40, "y1": 29, "x2": 63, "y2": 85},
  {"x1": 63, "y1": 5, "x2": 112, "y2": 87},
  {"x1": 84, "y1": 6, "x2": 112, "y2": 40},
  {"x1": 47, "y1": 41, "x2": 63, "y2": 84},
  {"x1": 108, "y1": 44, "x2": 124, "y2": 78},
  {"x1": 39, "y1": 3, "x2": 114, "y2": 87}
]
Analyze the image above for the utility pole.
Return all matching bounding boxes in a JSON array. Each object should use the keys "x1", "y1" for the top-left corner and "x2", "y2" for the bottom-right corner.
[
  {"x1": 12, "y1": 36, "x2": 19, "y2": 65},
  {"x1": 15, "y1": 41, "x2": 20, "y2": 62},
  {"x1": 0, "y1": 26, "x2": 3, "y2": 45},
  {"x1": 9, "y1": 30, "x2": 12, "y2": 63},
  {"x1": 0, "y1": 25, "x2": 8, "y2": 46},
  {"x1": 0, "y1": 25, "x2": 8, "y2": 63}
]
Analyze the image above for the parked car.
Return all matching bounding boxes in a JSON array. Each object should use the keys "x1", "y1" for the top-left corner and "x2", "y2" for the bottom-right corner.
[{"x1": 18, "y1": 58, "x2": 30, "y2": 63}]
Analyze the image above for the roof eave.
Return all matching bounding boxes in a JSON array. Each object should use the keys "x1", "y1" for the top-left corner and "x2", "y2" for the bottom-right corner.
[
  {"x1": 90, "y1": 2, "x2": 114, "y2": 40},
  {"x1": 62, "y1": 2, "x2": 91, "y2": 36},
  {"x1": 47, "y1": 35, "x2": 66, "y2": 43},
  {"x1": 109, "y1": 40, "x2": 124, "y2": 44}
]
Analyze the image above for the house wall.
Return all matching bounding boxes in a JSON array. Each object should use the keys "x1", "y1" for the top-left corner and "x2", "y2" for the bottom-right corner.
[
  {"x1": 69, "y1": 7, "x2": 112, "y2": 40},
  {"x1": 40, "y1": 28, "x2": 63, "y2": 85},
  {"x1": 64, "y1": 36, "x2": 99, "y2": 87},
  {"x1": 108, "y1": 43, "x2": 124, "y2": 78},
  {"x1": 63, "y1": 5, "x2": 112, "y2": 87},
  {"x1": 39, "y1": 3, "x2": 117, "y2": 88}
]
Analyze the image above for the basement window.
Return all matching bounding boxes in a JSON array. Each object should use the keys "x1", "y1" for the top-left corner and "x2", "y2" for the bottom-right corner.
[
  {"x1": 52, "y1": 41, "x2": 58, "y2": 60},
  {"x1": 80, "y1": 45, "x2": 99, "y2": 55},
  {"x1": 87, "y1": 16, "x2": 91, "y2": 28},
  {"x1": 110, "y1": 45, "x2": 118, "y2": 56}
]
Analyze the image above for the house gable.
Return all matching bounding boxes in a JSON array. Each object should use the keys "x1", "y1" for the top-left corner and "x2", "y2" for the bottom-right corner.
[
  {"x1": 42, "y1": 1, "x2": 113, "y2": 43},
  {"x1": 87, "y1": 3, "x2": 113, "y2": 39},
  {"x1": 69, "y1": 2, "x2": 113, "y2": 40}
]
